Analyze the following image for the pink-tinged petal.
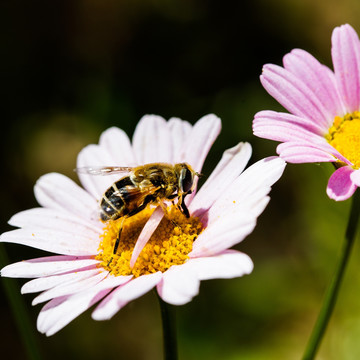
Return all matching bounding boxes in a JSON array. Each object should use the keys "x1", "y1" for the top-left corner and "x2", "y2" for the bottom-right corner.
[
  {"x1": 254, "y1": 119, "x2": 323, "y2": 143},
  {"x1": 32, "y1": 271, "x2": 108, "y2": 305},
  {"x1": 253, "y1": 111, "x2": 329, "y2": 141},
  {"x1": 327, "y1": 166, "x2": 357, "y2": 201},
  {"x1": 132, "y1": 115, "x2": 173, "y2": 164},
  {"x1": 9, "y1": 208, "x2": 102, "y2": 235},
  {"x1": 34, "y1": 173, "x2": 99, "y2": 222},
  {"x1": 277, "y1": 140, "x2": 352, "y2": 164},
  {"x1": 1, "y1": 256, "x2": 100, "y2": 278},
  {"x1": 168, "y1": 117, "x2": 192, "y2": 163},
  {"x1": 350, "y1": 169, "x2": 360, "y2": 186},
  {"x1": 261, "y1": 64, "x2": 330, "y2": 127},
  {"x1": 21, "y1": 268, "x2": 102, "y2": 294},
  {"x1": 157, "y1": 263, "x2": 200, "y2": 305},
  {"x1": 92, "y1": 272, "x2": 163, "y2": 320},
  {"x1": 130, "y1": 206, "x2": 164, "y2": 268},
  {"x1": 276, "y1": 142, "x2": 339, "y2": 163},
  {"x1": 77, "y1": 145, "x2": 123, "y2": 200},
  {"x1": 98, "y1": 126, "x2": 136, "y2": 166},
  {"x1": 188, "y1": 250, "x2": 253, "y2": 280},
  {"x1": 0, "y1": 227, "x2": 99, "y2": 256},
  {"x1": 189, "y1": 142, "x2": 252, "y2": 217},
  {"x1": 332, "y1": 24, "x2": 360, "y2": 113},
  {"x1": 283, "y1": 48, "x2": 345, "y2": 122},
  {"x1": 37, "y1": 274, "x2": 132, "y2": 336},
  {"x1": 182, "y1": 114, "x2": 221, "y2": 174}
]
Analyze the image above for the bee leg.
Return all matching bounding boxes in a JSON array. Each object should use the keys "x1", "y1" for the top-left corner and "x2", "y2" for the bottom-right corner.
[
  {"x1": 181, "y1": 201, "x2": 190, "y2": 218},
  {"x1": 107, "y1": 257, "x2": 113, "y2": 267},
  {"x1": 179, "y1": 194, "x2": 190, "y2": 218},
  {"x1": 107, "y1": 196, "x2": 154, "y2": 268},
  {"x1": 158, "y1": 199, "x2": 179, "y2": 227},
  {"x1": 114, "y1": 217, "x2": 126, "y2": 254},
  {"x1": 107, "y1": 216, "x2": 127, "y2": 267}
]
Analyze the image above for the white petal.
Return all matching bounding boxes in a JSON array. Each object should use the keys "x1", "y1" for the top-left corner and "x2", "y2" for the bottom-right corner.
[
  {"x1": 76, "y1": 145, "x2": 123, "y2": 200},
  {"x1": 98, "y1": 126, "x2": 136, "y2": 165},
  {"x1": 0, "y1": 228, "x2": 99, "y2": 256},
  {"x1": 32, "y1": 271, "x2": 108, "y2": 305},
  {"x1": 92, "y1": 272, "x2": 163, "y2": 320},
  {"x1": 21, "y1": 268, "x2": 102, "y2": 294},
  {"x1": 34, "y1": 173, "x2": 99, "y2": 222},
  {"x1": 187, "y1": 250, "x2": 253, "y2": 280},
  {"x1": 1, "y1": 256, "x2": 100, "y2": 278},
  {"x1": 132, "y1": 115, "x2": 173, "y2": 164},
  {"x1": 158, "y1": 250, "x2": 253, "y2": 305},
  {"x1": 182, "y1": 114, "x2": 221, "y2": 173},
  {"x1": 9, "y1": 208, "x2": 102, "y2": 235},
  {"x1": 189, "y1": 142, "x2": 252, "y2": 215},
  {"x1": 210, "y1": 156, "x2": 285, "y2": 217},
  {"x1": 157, "y1": 263, "x2": 200, "y2": 305},
  {"x1": 168, "y1": 117, "x2": 193, "y2": 163},
  {"x1": 190, "y1": 202, "x2": 266, "y2": 257},
  {"x1": 191, "y1": 157, "x2": 285, "y2": 256},
  {"x1": 37, "y1": 274, "x2": 132, "y2": 336}
]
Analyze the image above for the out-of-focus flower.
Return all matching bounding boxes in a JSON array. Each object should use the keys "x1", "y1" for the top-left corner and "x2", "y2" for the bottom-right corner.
[
  {"x1": 253, "y1": 24, "x2": 360, "y2": 201},
  {"x1": 1, "y1": 114, "x2": 285, "y2": 335}
]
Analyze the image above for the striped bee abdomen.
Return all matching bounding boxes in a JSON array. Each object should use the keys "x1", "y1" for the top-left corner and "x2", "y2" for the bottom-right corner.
[{"x1": 100, "y1": 177, "x2": 133, "y2": 221}]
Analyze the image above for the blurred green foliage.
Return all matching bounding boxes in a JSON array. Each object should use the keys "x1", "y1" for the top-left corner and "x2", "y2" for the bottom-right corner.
[{"x1": 2, "y1": 0, "x2": 360, "y2": 359}]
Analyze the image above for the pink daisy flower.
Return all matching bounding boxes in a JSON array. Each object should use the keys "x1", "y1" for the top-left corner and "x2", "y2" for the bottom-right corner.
[
  {"x1": 253, "y1": 24, "x2": 360, "y2": 201},
  {"x1": 1, "y1": 114, "x2": 285, "y2": 336}
]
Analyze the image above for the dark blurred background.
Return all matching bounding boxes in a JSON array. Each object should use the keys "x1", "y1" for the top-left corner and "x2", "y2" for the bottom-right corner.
[{"x1": 2, "y1": 0, "x2": 360, "y2": 359}]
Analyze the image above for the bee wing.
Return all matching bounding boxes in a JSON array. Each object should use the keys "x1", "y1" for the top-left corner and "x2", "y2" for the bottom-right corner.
[
  {"x1": 117, "y1": 183, "x2": 161, "y2": 207},
  {"x1": 74, "y1": 166, "x2": 134, "y2": 176}
]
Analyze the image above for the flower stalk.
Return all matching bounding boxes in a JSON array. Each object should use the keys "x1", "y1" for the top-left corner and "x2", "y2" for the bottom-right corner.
[
  {"x1": 157, "y1": 292, "x2": 178, "y2": 360},
  {"x1": 302, "y1": 189, "x2": 360, "y2": 360}
]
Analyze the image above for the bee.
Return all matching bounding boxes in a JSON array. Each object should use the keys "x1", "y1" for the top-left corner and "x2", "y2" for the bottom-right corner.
[{"x1": 76, "y1": 163, "x2": 200, "y2": 259}]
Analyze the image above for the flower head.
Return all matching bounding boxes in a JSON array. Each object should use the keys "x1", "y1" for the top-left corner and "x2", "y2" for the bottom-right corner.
[
  {"x1": 1, "y1": 114, "x2": 285, "y2": 335},
  {"x1": 253, "y1": 24, "x2": 360, "y2": 201}
]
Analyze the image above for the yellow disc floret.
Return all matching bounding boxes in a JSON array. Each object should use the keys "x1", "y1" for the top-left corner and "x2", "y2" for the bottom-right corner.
[
  {"x1": 326, "y1": 111, "x2": 360, "y2": 169},
  {"x1": 96, "y1": 207, "x2": 203, "y2": 277}
]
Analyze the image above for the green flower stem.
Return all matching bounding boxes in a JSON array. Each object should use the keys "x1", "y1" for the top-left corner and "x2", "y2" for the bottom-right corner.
[
  {"x1": 302, "y1": 189, "x2": 360, "y2": 360},
  {"x1": 156, "y1": 292, "x2": 178, "y2": 360},
  {"x1": 0, "y1": 244, "x2": 42, "y2": 360}
]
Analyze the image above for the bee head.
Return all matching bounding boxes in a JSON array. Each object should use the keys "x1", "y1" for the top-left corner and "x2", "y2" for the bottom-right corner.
[{"x1": 175, "y1": 163, "x2": 200, "y2": 195}]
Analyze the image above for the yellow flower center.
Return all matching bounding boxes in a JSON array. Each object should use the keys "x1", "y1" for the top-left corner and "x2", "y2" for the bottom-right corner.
[
  {"x1": 95, "y1": 207, "x2": 203, "y2": 277},
  {"x1": 326, "y1": 111, "x2": 360, "y2": 169}
]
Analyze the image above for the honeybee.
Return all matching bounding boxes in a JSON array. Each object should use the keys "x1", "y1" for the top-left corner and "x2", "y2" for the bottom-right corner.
[{"x1": 76, "y1": 163, "x2": 200, "y2": 259}]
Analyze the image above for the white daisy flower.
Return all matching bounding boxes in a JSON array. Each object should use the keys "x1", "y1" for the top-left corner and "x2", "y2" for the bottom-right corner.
[{"x1": 0, "y1": 114, "x2": 285, "y2": 336}]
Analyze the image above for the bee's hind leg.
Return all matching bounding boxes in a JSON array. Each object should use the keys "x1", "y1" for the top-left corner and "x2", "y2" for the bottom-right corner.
[
  {"x1": 107, "y1": 216, "x2": 127, "y2": 267},
  {"x1": 157, "y1": 199, "x2": 179, "y2": 228},
  {"x1": 107, "y1": 199, "x2": 154, "y2": 267}
]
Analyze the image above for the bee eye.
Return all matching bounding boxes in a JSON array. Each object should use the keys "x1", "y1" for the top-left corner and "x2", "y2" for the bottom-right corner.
[{"x1": 180, "y1": 168, "x2": 193, "y2": 193}]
